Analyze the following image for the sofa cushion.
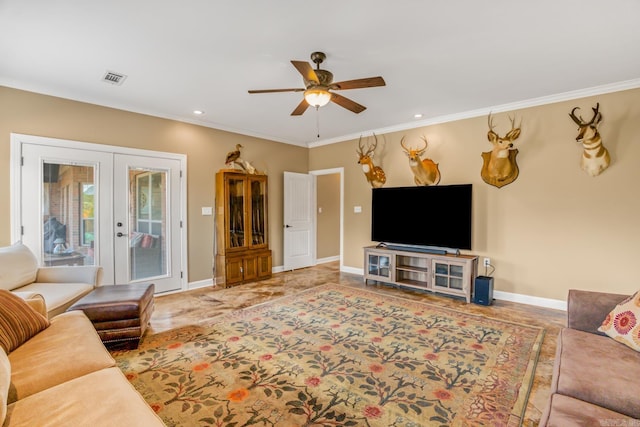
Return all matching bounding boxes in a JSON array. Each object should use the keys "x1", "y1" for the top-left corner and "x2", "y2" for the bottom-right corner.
[
  {"x1": 0, "y1": 348, "x2": 10, "y2": 426},
  {"x1": 6, "y1": 310, "x2": 115, "y2": 403},
  {"x1": 598, "y1": 290, "x2": 640, "y2": 352},
  {"x1": 0, "y1": 290, "x2": 50, "y2": 353},
  {"x1": 543, "y1": 393, "x2": 637, "y2": 427},
  {"x1": 552, "y1": 328, "x2": 640, "y2": 418},
  {"x1": 17, "y1": 282, "x2": 94, "y2": 318},
  {"x1": 0, "y1": 244, "x2": 38, "y2": 291},
  {"x1": 3, "y1": 367, "x2": 165, "y2": 427}
]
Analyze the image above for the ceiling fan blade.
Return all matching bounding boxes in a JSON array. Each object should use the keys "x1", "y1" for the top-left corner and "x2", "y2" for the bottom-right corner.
[
  {"x1": 291, "y1": 99, "x2": 310, "y2": 116},
  {"x1": 291, "y1": 60, "x2": 319, "y2": 84},
  {"x1": 330, "y1": 93, "x2": 366, "y2": 114},
  {"x1": 248, "y1": 88, "x2": 305, "y2": 94},
  {"x1": 331, "y1": 76, "x2": 386, "y2": 90}
]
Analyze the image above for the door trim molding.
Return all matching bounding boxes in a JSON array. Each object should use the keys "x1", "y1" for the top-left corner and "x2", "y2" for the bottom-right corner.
[
  {"x1": 309, "y1": 167, "x2": 344, "y2": 272},
  {"x1": 10, "y1": 133, "x2": 188, "y2": 288}
]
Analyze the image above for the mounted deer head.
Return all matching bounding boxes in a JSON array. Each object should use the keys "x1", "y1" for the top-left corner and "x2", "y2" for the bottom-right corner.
[
  {"x1": 569, "y1": 103, "x2": 610, "y2": 177},
  {"x1": 400, "y1": 136, "x2": 441, "y2": 186},
  {"x1": 480, "y1": 113, "x2": 522, "y2": 188},
  {"x1": 356, "y1": 134, "x2": 386, "y2": 188}
]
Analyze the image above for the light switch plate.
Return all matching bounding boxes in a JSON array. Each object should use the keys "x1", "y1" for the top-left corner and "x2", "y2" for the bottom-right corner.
[{"x1": 201, "y1": 206, "x2": 213, "y2": 216}]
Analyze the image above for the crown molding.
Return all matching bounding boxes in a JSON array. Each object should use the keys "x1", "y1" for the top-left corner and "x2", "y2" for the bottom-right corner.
[{"x1": 308, "y1": 78, "x2": 640, "y2": 148}]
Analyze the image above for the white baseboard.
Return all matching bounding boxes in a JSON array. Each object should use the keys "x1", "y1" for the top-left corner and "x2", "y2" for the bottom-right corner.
[
  {"x1": 341, "y1": 266, "x2": 364, "y2": 275},
  {"x1": 317, "y1": 255, "x2": 340, "y2": 264},
  {"x1": 271, "y1": 256, "x2": 339, "y2": 273},
  {"x1": 493, "y1": 290, "x2": 566, "y2": 311},
  {"x1": 342, "y1": 267, "x2": 566, "y2": 311},
  {"x1": 188, "y1": 278, "x2": 214, "y2": 290}
]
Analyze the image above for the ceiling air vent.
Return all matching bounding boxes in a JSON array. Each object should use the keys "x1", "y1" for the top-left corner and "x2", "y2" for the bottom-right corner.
[{"x1": 102, "y1": 71, "x2": 127, "y2": 86}]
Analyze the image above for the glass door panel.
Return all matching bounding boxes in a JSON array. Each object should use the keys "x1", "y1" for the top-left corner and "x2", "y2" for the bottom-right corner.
[
  {"x1": 42, "y1": 162, "x2": 96, "y2": 267},
  {"x1": 228, "y1": 177, "x2": 245, "y2": 249},
  {"x1": 130, "y1": 170, "x2": 167, "y2": 281},
  {"x1": 250, "y1": 178, "x2": 266, "y2": 247}
]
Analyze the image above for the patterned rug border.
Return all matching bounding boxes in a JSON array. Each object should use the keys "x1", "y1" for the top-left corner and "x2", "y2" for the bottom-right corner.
[{"x1": 227, "y1": 282, "x2": 546, "y2": 334}]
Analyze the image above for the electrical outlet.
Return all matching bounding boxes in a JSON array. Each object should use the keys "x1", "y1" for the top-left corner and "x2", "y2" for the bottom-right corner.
[{"x1": 483, "y1": 258, "x2": 491, "y2": 267}]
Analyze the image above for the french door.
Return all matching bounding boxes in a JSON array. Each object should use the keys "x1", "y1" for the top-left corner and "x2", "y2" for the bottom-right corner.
[{"x1": 15, "y1": 136, "x2": 185, "y2": 293}]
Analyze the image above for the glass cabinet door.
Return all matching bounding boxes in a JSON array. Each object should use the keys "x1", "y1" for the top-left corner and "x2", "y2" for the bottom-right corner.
[
  {"x1": 249, "y1": 177, "x2": 267, "y2": 248},
  {"x1": 367, "y1": 253, "x2": 391, "y2": 279},
  {"x1": 227, "y1": 177, "x2": 245, "y2": 249},
  {"x1": 433, "y1": 261, "x2": 464, "y2": 290}
]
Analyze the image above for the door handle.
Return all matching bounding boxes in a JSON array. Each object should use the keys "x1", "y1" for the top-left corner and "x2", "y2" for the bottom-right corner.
[
  {"x1": 285, "y1": 224, "x2": 292, "y2": 228},
  {"x1": 116, "y1": 232, "x2": 126, "y2": 237}
]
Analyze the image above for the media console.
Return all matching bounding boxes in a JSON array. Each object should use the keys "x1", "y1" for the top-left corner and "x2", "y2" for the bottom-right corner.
[{"x1": 364, "y1": 245, "x2": 478, "y2": 303}]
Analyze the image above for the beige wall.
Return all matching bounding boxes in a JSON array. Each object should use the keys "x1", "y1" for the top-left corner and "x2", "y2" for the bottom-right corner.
[
  {"x1": 3, "y1": 85, "x2": 639, "y2": 301},
  {"x1": 310, "y1": 88, "x2": 640, "y2": 301},
  {"x1": 0, "y1": 86, "x2": 309, "y2": 282},
  {"x1": 316, "y1": 173, "x2": 340, "y2": 259}
]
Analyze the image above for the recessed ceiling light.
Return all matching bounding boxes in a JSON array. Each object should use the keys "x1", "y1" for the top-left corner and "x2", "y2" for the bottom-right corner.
[
  {"x1": 414, "y1": 113, "x2": 423, "y2": 119},
  {"x1": 193, "y1": 110, "x2": 204, "y2": 115}
]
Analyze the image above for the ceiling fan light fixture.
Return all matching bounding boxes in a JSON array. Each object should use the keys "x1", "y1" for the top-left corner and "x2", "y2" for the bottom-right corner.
[{"x1": 304, "y1": 88, "x2": 332, "y2": 107}]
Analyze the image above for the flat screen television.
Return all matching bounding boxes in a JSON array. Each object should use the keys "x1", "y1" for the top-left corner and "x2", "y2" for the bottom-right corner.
[{"x1": 371, "y1": 184, "x2": 472, "y2": 251}]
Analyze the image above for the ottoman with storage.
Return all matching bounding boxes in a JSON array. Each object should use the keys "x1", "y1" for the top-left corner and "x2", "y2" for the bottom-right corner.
[{"x1": 67, "y1": 283, "x2": 154, "y2": 350}]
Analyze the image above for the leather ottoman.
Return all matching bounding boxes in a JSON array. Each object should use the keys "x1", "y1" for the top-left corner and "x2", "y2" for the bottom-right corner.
[{"x1": 67, "y1": 283, "x2": 154, "y2": 350}]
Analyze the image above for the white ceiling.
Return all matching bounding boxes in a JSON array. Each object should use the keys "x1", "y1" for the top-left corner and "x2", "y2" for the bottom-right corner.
[{"x1": 1, "y1": 1, "x2": 639, "y2": 147}]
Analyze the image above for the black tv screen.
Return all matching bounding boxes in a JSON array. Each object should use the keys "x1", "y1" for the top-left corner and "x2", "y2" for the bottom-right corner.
[{"x1": 371, "y1": 184, "x2": 472, "y2": 250}]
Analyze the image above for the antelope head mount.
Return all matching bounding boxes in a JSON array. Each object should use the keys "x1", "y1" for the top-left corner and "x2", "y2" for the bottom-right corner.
[
  {"x1": 400, "y1": 136, "x2": 441, "y2": 186},
  {"x1": 481, "y1": 113, "x2": 522, "y2": 188},
  {"x1": 569, "y1": 102, "x2": 610, "y2": 177},
  {"x1": 356, "y1": 134, "x2": 386, "y2": 188}
]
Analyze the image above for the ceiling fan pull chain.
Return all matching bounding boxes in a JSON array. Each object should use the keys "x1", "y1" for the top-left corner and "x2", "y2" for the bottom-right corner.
[{"x1": 316, "y1": 106, "x2": 321, "y2": 139}]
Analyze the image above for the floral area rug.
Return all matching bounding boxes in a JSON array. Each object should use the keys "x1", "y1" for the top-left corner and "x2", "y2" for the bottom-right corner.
[{"x1": 114, "y1": 284, "x2": 544, "y2": 426}]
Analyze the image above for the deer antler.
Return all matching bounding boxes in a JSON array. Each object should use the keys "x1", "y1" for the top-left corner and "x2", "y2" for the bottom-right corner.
[
  {"x1": 400, "y1": 136, "x2": 410, "y2": 153},
  {"x1": 488, "y1": 113, "x2": 496, "y2": 133},
  {"x1": 590, "y1": 102, "x2": 602, "y2": 125},
  {"x1": 418, "y1": 136, "x2": 428, "y2": 154},
  {"x1": 570, "y1": 103, "x2": 601, "y2": 127},
  {"x1": 356, "y1": 135, "x2": 364, "y2": 156},
  {"x1": 569, "y1": 107, "x2": 584, "y2": 126},
  {"x1": 368, "y1": 133, "x2": 378, "y2": 156}
]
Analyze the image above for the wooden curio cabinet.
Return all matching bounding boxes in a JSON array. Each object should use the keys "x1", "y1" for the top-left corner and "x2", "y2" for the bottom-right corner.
[{"x1": 215, "y1": 170, "x2": 272, "y2": 287}]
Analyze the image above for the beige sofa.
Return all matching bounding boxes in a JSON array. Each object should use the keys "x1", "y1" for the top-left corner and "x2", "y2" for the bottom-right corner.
[
  {"x1": 1, "y1": 306, "x2": 164, "y2": 426},
  {"x1": 0, "y1": 243, "x2": 102, "y2": 318},
  {"x1": 539, "y1": 290, "x2": 640, "y2": 426}
]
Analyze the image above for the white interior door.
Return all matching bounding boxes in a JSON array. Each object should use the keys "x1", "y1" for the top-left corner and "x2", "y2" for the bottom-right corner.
[
  {"x1": 14, "y1": 135, "x2": 185, "y2": 293},
  {"x1": 283, "y1": 171, "x2": 316, "y2": 270},
  {"x1": 113, "y1": 154, "x2": 182, "y2": 293}
]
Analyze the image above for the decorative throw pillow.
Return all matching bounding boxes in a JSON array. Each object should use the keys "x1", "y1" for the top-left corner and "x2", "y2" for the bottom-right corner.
[
  {"x1": 598, "y1": 290, "x2": 640, "y2": 352},
  {"x1": 0, "y1": 289, "x2": 50, "y2": 353}
]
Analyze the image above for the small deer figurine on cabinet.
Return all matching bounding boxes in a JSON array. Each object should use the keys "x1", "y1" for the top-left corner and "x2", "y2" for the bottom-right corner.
[
  {"x1": 356, "y1": 134, "x2": 386, "y2": 188},
  {"x1": 400, "y1": 136, "x2": 441, "y2": 186},
  {"x1": 568, "y1": 103, "x2": 610, "y2": 177},
  {"x1": 481, "y1": 113, "x2": 522, "y2": 188}
]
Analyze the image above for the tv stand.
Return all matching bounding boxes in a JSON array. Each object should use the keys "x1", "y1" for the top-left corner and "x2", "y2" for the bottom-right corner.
[{"x1": 364, "y1": 245, "x2": 478, "y2": 303}]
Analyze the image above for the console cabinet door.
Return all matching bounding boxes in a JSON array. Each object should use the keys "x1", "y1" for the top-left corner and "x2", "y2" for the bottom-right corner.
[
  {"x1": 432, "y1": 260, "x2": 466, "y2": 292},
  {"x1": 226, "y1": 257, "x2": 244, "y2": 285},
  {"x1": 257, "y1": 251, "x2": 272, "y2": 278},
  {"x1": 365, "y1": 250, "x2": 393, "y2": 282}
]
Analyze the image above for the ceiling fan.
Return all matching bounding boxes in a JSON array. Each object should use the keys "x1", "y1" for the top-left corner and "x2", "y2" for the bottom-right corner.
[{"x1": 248, "y1": 52, "x2": 386, "y2": 116}]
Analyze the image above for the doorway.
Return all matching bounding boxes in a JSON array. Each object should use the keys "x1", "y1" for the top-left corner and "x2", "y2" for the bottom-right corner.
[
  {"x1": 314, "y1": 172, "x2": 341, "y2": 264},
  {"x1": 11, "y1": 134, "x2": 187, "y2": 293}
]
